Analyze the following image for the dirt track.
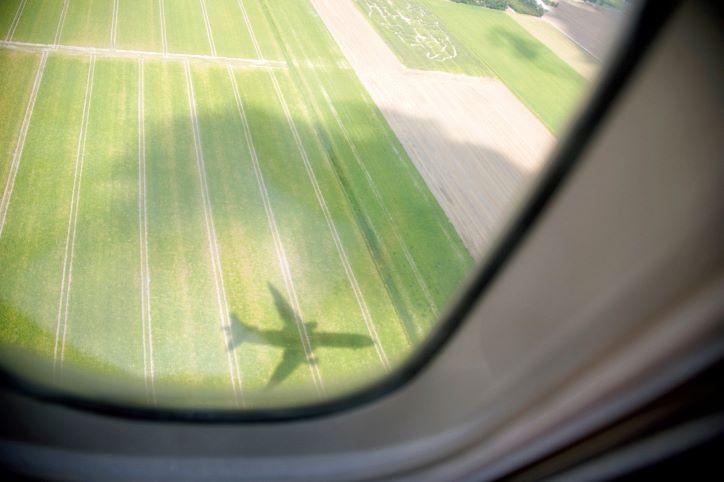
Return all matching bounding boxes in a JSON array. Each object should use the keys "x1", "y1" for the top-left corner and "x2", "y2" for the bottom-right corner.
[{"x1": 310, "y1": 0, "x2": 555, "y2": 257}]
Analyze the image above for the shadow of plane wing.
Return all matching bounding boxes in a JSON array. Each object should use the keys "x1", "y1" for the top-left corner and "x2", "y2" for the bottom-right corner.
[
  {"x1": 268, "y1": 283, "x2": 298, "y2": 329},
  {"x1": 266, "y1": 346, "x2": 306, "y2": 389}
]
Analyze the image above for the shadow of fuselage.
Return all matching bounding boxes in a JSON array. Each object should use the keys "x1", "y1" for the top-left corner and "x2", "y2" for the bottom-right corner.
[{"x1": 225, "y1": 284, "x2": 373, "y2": 388}]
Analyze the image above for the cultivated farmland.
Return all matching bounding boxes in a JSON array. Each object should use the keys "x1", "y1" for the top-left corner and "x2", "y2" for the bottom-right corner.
[
  {"x1": 355, "y1": 0, "x2": 587, "y2": 133},
  {"x1": 314, "y1": 0, "x2": 556, "y2": 255},
  {"x1": 0, "y1": 0, "x2": 471, "y2": 409}
]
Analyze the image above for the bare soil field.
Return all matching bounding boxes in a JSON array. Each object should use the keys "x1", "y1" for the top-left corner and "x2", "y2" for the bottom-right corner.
[
  {"x1": 311, "y1": 0, "x2": 555, "y2": 257},
  {"x1": 543, "y1": 0, "x2": 626, "y2": 61}
]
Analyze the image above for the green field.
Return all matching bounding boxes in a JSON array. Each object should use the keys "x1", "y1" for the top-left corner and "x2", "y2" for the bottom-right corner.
[
  {"x1": 355, "y1": 0, "x2": 587, "y2": 133},
  {"x1": 0, "y1": 0, "x2": 471, "y2": 408}
]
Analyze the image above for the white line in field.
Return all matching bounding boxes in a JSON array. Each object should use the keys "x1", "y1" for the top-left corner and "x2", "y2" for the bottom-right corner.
[
  {"x1": 0, "y1": 52, "x2": 47, "y2": 240},
  {"x1": 5, "y1": 0, "x2": 27, "y2": 41},
  {"x1": 235, "y1": 0, "x2": 328, "y2": 393},
  {"x1": 226, "y1": 64, "x2": 324, "y2": 396},
  {"x1": 280, "y1": 25, "x2": 424, "y2": 342},
  {"x1": 259, "y1": 25, "x2": 392, "y2": 367},
  {"x1": 111, "y1": 0, "x2": 119, "y2": 50},
  {"x1": 0, "y1": 40, "x2": 286, "y2": 67},
  {"x1": 235, "y1": 0, "x2": 263, "y2": 58},
  {"x1": 159, "y1": 0, "x2": 168, "y2": 56},
  {"x1": 318, "y1": 86, "x2": 439, "y2": 318},
  {"x1": 137, "y1": 58, "x2": 156, "y2": 404},
  {"x1": 184, "y1": 61, "x2": 244, "y2": 407},
  {"x1": 53, "y1": 56, "x2": 96, "y2": 374},
  {"x1": 198, "y1": 0, "x2": 217, "y2": 57},
  {"x1": 137, "y1": 59, "x2": 149, "y2": 398},
  {"x1": 53, "y1": 0, "x2": 70, "y2": 48}
]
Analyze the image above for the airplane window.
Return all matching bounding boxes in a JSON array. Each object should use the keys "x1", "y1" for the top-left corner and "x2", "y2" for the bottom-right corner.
[{"x1": 0, "y1": 0, "x2": 633, "y2": 410}]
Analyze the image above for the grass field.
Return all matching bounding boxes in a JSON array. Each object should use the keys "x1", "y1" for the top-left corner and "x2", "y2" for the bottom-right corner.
[
  {"x1": 355, "y1": 0, "x2": 587, "y2": 133},
  {"x1": 0, "y1": 0, "x2": 471, "y2": 408}
]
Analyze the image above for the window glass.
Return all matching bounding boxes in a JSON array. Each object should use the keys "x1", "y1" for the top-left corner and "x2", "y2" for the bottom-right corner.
[{"x1": 0, "y1": 0, "x2": 632, "y2": 409}]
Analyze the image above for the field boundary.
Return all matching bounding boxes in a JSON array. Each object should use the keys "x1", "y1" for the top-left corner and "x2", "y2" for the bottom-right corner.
[
  {"x1": 0, "y1": 40, "x2": 286, "y2": 67},
  {"x1": 53, "y1": 55, "x2": 96, "y2": 375},
  {"x1": 0, "y1": 51, "x2": 48, "y2": 239},
  {"x1": 352, "y1": 84, "x2": 471, "y2": 266},
  {"x1": 545, "y1": 18, "x2": 600, "y2": 61}
]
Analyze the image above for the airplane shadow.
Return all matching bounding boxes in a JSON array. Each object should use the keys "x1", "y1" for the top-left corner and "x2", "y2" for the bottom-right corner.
[{"x1": 225, "y1": 283, "x2": 373, "y2": 389}]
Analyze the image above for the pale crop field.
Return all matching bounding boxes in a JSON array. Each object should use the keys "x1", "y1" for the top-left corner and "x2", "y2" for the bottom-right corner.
[{"x1": 0, "y1": 0, "x2": 471, "y2": 409}]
